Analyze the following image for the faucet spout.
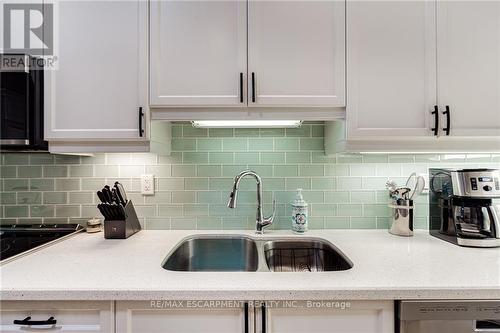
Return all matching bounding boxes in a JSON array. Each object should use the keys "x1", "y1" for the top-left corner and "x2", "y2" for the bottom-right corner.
[{"x1": 227, "y1": 170, "x2": 275, "y2": 234}]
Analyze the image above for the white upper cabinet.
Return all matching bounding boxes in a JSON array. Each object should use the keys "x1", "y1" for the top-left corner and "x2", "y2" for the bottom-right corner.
[
  {"x1": 437, "y1": 1, "x2": 500, "y2": 138},
  {"x1": 44, "y1": 0, "x2": 148, "y2": 141},
  {"x1": 150, "y1": 0, "x2": 346, "y2": 109},
  {"x1": 346, "y1": 0, "x2": 436, "y2": 139},
  {"x1": 150, "y1": 0, "x2": 247, "y2": 107},
  {"x1": 248, "y1": 0, "x2": 345, "y2": 107}
]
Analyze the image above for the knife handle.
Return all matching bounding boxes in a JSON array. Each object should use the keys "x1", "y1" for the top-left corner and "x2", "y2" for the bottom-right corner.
[
  {"x1": 97, "y1": 191, "x2": 106, "y2": 204},
  {"x1": 97, "y1": 204, "x2": 108, "y2": 219},
  {"x1": 102, "y1": 188, "x2": 113, "y2": 203},
  {"x1": 111, "y1": 188, "x2": 120, "y2": 205},
  {"x1": 114, "y1": 182, "x2": 128, "y2": 205}
]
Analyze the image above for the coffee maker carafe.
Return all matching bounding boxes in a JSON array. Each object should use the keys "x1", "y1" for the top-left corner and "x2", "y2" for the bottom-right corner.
[{"x1": 429, "y1": 168, "x2": 500, "y2": 247}]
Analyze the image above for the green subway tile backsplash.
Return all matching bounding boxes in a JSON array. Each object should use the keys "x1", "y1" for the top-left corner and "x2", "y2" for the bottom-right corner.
[
  {"x1": 1, "y1": 122, "x2": 499, "y2": 229},
  {"x1": 4, "y1": 179, "x2": 29, "y2": 191},
  {"x1": 44, "y1": 165, "x2": 69, "y2": 178},
  {"x1": 18, "y1": 166, "x2": 42, "y2": 178},
  {"x1": 3, "y1": 153, "x2": 29, "y2": 165},
  {"x1": 209, "y1": 128, "x2": 233, "y2": 138},
  {"x1": 17, "y1": 192, "x2": 41, "y2": 205}
]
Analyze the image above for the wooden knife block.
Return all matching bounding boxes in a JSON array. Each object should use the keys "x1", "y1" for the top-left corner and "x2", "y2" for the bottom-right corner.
[{"x1": 104, "y1": 200, "x2": 141, "y2": 239}]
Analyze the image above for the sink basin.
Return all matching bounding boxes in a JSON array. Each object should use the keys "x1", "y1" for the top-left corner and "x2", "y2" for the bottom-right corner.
[
  {"x1": 162, "y1": 235, "x2": 353, "y2": 272},
  {"x1": 264, "y1": 239, "x2": 353, "y2": 272},
  {"x1": 162, "y1": 236, "x2": 259, "y2": 272}
]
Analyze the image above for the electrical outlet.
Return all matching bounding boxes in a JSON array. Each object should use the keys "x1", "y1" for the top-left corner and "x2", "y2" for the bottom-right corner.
[{"x1": 141, "y1": 174, "x2": 155, "y2": 195}]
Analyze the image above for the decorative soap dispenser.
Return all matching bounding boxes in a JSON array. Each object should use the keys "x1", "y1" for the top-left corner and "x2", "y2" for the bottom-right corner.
[{"x1": 291, "y1": 188, "x2": 308, "y2": 233}]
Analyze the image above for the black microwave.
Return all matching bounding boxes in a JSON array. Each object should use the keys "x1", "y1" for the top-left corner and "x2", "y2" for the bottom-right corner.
[{"x1": 0, "y1": 54, "x2": 47, "y2": 150}]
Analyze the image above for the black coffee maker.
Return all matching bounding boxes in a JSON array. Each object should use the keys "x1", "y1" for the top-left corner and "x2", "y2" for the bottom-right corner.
[{"x1": 429, "y1": 168, "x2": 500, "y2": 247}]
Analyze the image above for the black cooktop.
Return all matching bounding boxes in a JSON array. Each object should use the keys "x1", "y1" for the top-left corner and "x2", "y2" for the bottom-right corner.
[{"x1": 0, "y1": 224, "x2": 83, "y2": 262}]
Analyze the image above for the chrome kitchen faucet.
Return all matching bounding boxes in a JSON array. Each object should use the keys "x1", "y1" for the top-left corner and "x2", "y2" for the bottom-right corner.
[{"x1": 228, "y1": 170, "x2": 276, "y2": 234}]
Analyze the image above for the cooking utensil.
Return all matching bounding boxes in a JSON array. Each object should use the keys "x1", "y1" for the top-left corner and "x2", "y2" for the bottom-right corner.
[
  {"x1": 116, "y1": 205, "x2": 126, "y2": 220},
  {"x1": 395, "y1": 187, "x2": 411, "y2": 200},
  {"x1": 111, "y1": 188, "x2": 121, "y2": 205},
  {"x1": 411, "y1": 176, "x2": 425, "y2": 200},
  {"x1": 97, "y1": 204, "x2": 106, "y2": 217},
  {"x1": 96, "y1": 191, "x2": 106, "y2": 204},
  {"x1": 96, "y1": 183, "x2": 132, "y2": 221},
  {"x1": 98, "y1": 204, "x2": 112, "y2": 219},
  {"x1": 101, "y1": 187, "x2": 113, "y2": 203},
  {"x1": 108, "y1": 205, "x2": 118, "y2": 220},
  {"x1": 405, "y1": 172, "x2": 426, "y2": 200},
  {"x1": 108, "y1": 205, "x2": 116, "y2": 220},
  {"x1": 114, "y1": 182, "x2": 128, "y2": 206},
  {"x1": 405, "y1": 172, "x2": 418, "y2": 192},
  {"x1": 385, "y1": 179, "x2": 398, "y2": 192}
]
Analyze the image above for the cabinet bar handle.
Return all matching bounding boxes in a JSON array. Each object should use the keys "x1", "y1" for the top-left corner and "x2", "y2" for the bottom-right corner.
[
  {"x1": 261, "y1": 303, "x2": 266, "y2": 333},
  {"x1": 431, "y1": 105, "x2": 439, "y2": 136},
  {"x1": 240, "y1": 73, "x2": 244, "y2": 103},
  {"x1": 442, "y1": 105, "x2": 451, "y2": 136},
  {"x1": 138, "y1": 107, "x2": 144, "y2": 137},
  {"x1": 244, "y1": 302, "x2": 249, "y2": 333},
  {"x1": 251, "y1": 72, "x2": 256, "y2": 103},
  {"x1": 14, "y1": 316, "x2": 57, "y2": 326}
]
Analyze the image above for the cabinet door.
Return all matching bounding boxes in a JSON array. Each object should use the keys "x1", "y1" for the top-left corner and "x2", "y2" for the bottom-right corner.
[
  {"x1": 248, "y1": 0, "x2": 345, "y2": 107},
  {"x1": 346, "y1": 1, "x2": 436, "y2": 139},
  {"x1": 44, "y1": 0, "x2": 148, "y2": 140},
  {"x1": 0, "y1": 301, "x2": 114, "y2": 333},
  {"x1": 150, "y1": 0, "x2": 247, "y2": 107},
  {"x1": 437, "y1": 1, "x2": 500, "y2": 137},
  {"x1": 116, "y1": 301, "x2": 251, "y2": 333},
  {"x1": 257, "y1": 301, "x2": 393, "y2": 333}
]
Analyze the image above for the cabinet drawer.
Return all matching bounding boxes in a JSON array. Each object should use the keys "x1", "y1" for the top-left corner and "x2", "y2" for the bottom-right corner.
[{"x1": 0, "y1": 301, "x2": 113, "y2": 333}]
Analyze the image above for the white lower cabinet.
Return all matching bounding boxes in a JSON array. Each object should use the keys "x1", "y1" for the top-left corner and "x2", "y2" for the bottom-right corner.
[
  {"x1": 116, "y1": 300, "x2": 393, "y2": 333},
  {"x1": 258, "y1": 301, "x2": 393, "y2": 333},
  {"x1": 0, "y1": 300, "x2": 393, "y2": 333},
  {"x1": 0, "y1": 301, "x2": 114, "y2": 333},
  {"x1": 116, "y1": 301, "x2": 251, "y2": 333}
]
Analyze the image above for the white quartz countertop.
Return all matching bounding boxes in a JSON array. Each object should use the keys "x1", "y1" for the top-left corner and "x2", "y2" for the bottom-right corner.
[{"x1": 1, "y1": 230, "x2": 499, "y2": 301}]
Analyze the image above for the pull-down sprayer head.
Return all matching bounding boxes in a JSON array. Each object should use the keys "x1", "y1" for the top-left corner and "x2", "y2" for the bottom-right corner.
[{"x1": 228, "y1": 183, "x2": 238, "y2": 209}]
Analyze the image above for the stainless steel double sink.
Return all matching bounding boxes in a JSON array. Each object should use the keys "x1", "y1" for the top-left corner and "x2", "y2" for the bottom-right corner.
[{"x1": 162, "y1": 235, "x2": 353, "y2": 272}]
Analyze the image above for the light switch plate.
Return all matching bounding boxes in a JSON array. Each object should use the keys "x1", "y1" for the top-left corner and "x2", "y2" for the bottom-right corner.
[{"x1": 141, "y1": 174, "x2": 155, "y2": 195}]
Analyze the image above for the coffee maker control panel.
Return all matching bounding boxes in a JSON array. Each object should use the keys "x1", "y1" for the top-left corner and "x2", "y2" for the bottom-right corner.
[{"x1": 452, "y1": 170, "x2": 500, "y2": 197}]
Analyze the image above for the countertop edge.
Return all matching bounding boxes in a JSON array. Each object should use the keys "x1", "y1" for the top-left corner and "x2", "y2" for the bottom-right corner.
[{"x1": 2, "y1": 288, "x2": 500, "y2": 301}]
